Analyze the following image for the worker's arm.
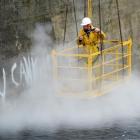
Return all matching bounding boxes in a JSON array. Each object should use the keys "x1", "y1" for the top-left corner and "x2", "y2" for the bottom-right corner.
[
  {"x1": 77, "y1": 29, "x2": 85, "y2": 45},
  {"x1": 91, "y1": 26, "x2": 106, "y2": 39},
  {"x1": 100, "y1": 31, "x2": 106, "y2": 39}
]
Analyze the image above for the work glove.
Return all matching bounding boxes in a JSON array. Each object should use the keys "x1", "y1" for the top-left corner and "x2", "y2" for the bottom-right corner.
[
  {"x1": 94, "y1": 28, "x2": 100, "y2": 33},
  {"x1": 79, "y1": 36, "x2": 83, "y2": 42}
]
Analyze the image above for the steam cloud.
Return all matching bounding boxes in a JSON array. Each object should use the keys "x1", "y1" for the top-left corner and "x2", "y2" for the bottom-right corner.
[{"x1": 0, "y1": 24, "x2": 140, "y2": 134}]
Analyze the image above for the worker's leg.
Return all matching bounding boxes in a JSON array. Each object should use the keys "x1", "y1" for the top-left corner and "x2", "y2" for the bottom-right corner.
[
  {"x1": 89, "y1": 45, "x2": 101, "y2": 90},
  {"x1": 87, "y1": 45, "x2": 99, "y2": 64},
  {"x1": 84, "y1": 45, "x2": 99, "y2": 64},
  {"x1": 91, "y1": 46, "x2": 99, "y2": 64}
]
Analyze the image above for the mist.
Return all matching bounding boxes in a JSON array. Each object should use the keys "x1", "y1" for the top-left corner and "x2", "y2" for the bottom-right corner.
[{"x1": 0, "y1": 24, "x2": 140, "y2": 134}]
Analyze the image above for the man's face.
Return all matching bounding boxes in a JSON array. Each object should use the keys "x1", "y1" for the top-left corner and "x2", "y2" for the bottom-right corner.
[{"x1": 83, "y1": 24, "x2": 91, "y2": 30}]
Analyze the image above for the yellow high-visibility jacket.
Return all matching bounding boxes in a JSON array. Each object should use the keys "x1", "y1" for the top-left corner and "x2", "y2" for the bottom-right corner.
[{"x1": 77, "y1": 26, "x2": 106, "y2": 54}]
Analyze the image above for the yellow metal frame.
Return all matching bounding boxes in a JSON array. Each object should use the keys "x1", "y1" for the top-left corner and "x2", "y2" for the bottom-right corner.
[
  {"x1": 88, "y1": 0, "x2": 92, "y2": 18},
  {"x1": 52, "y1": 38, "x2": 132, "y2": 98}
]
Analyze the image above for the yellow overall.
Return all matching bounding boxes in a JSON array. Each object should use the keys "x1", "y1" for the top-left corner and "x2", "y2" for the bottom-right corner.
[{"x1": 77, "y1": 28, "x2": 106, "y2": 62}]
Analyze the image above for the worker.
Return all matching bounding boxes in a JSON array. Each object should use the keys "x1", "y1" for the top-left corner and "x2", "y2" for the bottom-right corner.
[{"x1": 77, "y1": 17, "x2": 106, "y2": 63}]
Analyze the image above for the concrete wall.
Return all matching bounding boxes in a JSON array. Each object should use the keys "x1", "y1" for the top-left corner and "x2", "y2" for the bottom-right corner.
[{"x1": 0, "y1": 0, "x2": 140, "y2": 70}]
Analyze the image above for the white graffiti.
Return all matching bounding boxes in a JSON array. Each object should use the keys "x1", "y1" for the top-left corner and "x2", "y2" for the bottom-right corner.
[
  {"x1": 0, "y1": 68, "x2": 6, "y2": 101},
  {"x1": 11, "y1": 63, "x2": 19, "y2": 86},
  {"x1": 11, "y1": 56, "x2": 38, "y2": 87},
  {"x1": 0, "y1": 56, "x2": 38, "y2": 101},
  {"x1": 22, "y1": 56, "x2": 33, "y2": 86}
]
